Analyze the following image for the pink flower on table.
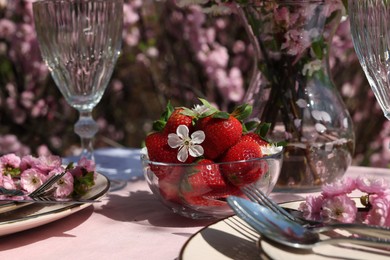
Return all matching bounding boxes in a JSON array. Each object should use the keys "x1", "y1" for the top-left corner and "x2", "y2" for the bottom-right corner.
[
  {"x1": 77, "y1": 157, "x2": 96, "y2": 173},
  {"x1": 299, "y1": 195, "x2": 324, "y2": 219},
  {"x1": 1, "y1": 174, "x2": 16, "y2": 190},
  {"x1": 34, "y1": 155, "x2": 62, "y2": 174},
  {"x1": 20, "y1": 168, "x2": 47, "y2": 193},
  {"x1": 321, "y1": 194, "x2": 357, "y2": 223},
  {"x1": 0, "y1": 153, "x2": 21, "y2": 168},
  {"x1": 355, "y1": 176, "x2": 389, "y2": 195},
  {"x1": 0, "y1": 153, "x2": 21, "y2": 176},
  {"x1": 48, "y1": 168, "x2": 74, "y2": 198},
  {"x1": 20, "y1": 155, "x2": 40, "y2": 171},
  {"x1": 70, "y1": 158, "x2": 96, "y2": 178},
  {"x1": 364, "y1": 194, "x2": 390, "y2": 226},
  {"x1": 321, "y1": 177, "x2": 356, "y2": 197}
]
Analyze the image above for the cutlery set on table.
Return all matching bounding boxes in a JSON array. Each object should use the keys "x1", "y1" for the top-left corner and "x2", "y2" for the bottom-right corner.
[{"x1": 227, "y1": 195, "x2": 390, "y2": 250}]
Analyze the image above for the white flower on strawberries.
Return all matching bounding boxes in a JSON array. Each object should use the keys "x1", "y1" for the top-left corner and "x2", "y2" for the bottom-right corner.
[
  {"x1": 168, "y1": 125, "x2": 205, "y2": 162},
  {"x1": 261, "y1": 144, "x2": 283, "y2": 156}
]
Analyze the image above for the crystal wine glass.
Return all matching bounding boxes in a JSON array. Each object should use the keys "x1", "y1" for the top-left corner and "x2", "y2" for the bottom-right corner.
[
  {"x1": 32, "y1": 0, "x2": 123, "y2": 161},
  {"x1": 349, "y1": 0, "x2": 390, "y2": 121}
]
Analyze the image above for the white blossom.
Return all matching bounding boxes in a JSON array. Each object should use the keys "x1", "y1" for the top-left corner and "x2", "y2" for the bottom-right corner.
[
  {"x1": 260, "y1": 144, "x2": 283, "y2": 156},
  {"x1": 168, "y1": 125, "x2": 205, "y2": 162},
  {"x1": 302, "y1": 59, "x2": 322, "y2": 77},
  {"x1": 192, "y1": 104, "x2": 209, "y2": 116},
  {"x1": 315, "y1": 123, "x2": 327, "y2": 133}
]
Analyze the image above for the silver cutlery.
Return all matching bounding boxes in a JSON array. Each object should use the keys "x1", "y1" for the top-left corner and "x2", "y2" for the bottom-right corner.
[
  {"x1": 227, "y1": 196, "x2": 390, "y2": 249},
  {"x1": 0, "y1": 197, "x2": 100, "y2": 204},
  {"x1": 242, "y1": 184, "x2": 390, "y2": 239},
  {"x1": 0, "y1": 172, "x2": 98, "y2": 214}
]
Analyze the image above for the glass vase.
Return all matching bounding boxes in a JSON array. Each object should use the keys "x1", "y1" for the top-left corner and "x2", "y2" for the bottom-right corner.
[{"x1": 238, "y1": 0, "x2": 355, "y2": 192}]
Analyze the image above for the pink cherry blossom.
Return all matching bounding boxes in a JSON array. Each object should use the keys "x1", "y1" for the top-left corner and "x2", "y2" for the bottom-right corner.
[
  {"x1": 77, "y1": 157, "x2": 96, "y2": 173},
  {"x1": 48, "y1": 169, "x2": 74, "y2": 198},
  {"x1": 0, "y1": 153, "x2": 21, "y2": 168},
  {"x1": 299, "y1": 195, "x2": 324, "y2": 219},
  {"x1": 281, "y1": 29, "x2": 311, "y2": 57},
  {"x1": 1, "y1": 174, "x2": 16, "y2": 190},
  {"x1": 20, "y1": 155, "x2": 40, "y2": 171},
  {"x1": 364, "y1": 194, "x2": 390, "y2": 226},
  {"x1": 0, "y1": 19, "x2": 16, "y2": 40},
  {"x1": 20, "y1": 168, "x2": 47, "y2": 193},
  {"x1": 355, "y1": 176, "x2": 388, "y2": 195},
  {"x1": 34, "y1": 155, "x2": 62, "y2": 174},
  {"x1": 321, "y1": 177, "x2": 356, "y2": 197},
  {"x1": 321, "y1": 194, "x2": 357, "y2": 223},
  {"x1": 70, "y1": 158, "x2": 96, "y2": 178}
]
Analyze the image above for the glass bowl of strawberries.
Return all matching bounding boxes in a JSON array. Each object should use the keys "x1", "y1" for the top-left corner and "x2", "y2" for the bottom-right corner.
[
  {"x1": 141, "y1": 99, "x2": 284, "y2": 219},
  {"x1": 141, "y1": 150, "x2": 283, "y2": 219}
]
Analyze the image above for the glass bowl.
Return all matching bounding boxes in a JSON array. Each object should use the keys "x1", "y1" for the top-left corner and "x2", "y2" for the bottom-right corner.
[{"x1": 141, "y1": 151, "x2": 283, "y2": 219}]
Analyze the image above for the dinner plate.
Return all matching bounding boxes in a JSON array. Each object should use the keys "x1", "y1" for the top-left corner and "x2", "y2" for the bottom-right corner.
[
  {"x1": 0, "y1": 172, "x2": 109, "y2": 237},
  {"x1": 179, "y1": 200, "x2": 390, "y2": 260}
]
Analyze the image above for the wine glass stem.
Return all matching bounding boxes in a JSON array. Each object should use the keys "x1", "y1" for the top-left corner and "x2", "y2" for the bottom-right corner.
[{"x1": 74, "y1": 110, "x2": 99, "y2": 161}]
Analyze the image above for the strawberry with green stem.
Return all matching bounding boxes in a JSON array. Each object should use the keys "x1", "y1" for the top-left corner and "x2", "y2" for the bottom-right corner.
[{"x1": 196, "y1": 102, "x2": 253, "y2": 160}]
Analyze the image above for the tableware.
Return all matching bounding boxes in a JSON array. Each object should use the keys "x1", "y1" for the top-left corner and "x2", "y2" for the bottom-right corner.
[
  {"x1": 33, "y1": 0, "x2": 124, "y2": 191},
  {"x1": 349, "y1": 1, "x2": 390, "y2": 121},
  {"x1": 0, "y1": 198, "x2": 100, "y2": 204},
  {"x1": 141, "y1": 151, "x2": 283, "y2": 219},
  {"x1": 179, "y1": 200, "x2": 390, "y2": 260},
  {"x1": 241, "y1": 183, "x2": 390, "y2": 238},
  {"x1": 227, "y1": 196, "x2": 390, "y2": 249},
  {"x1": 0, "y1": 172, "x2": 109, "y2": 237}
]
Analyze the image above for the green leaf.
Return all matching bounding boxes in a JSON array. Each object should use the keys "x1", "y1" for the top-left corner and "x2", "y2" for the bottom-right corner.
[
  {"x1": 180, "y1": 107, "x2": 196, "y2": 117},
  {"x1": 254, "y1": 122, "x2": 271, "y2": 138},
  {"x1": 66, "y1": 162, "x2": 74, "y2": 171},
  {"x1": 311, "y1": 40, "x2": 323, "y2": 60},
  {"x1": 72, "y1": 171, "x2": 95, "y2": 197},
  {"x1": 231, "y1": 104, "x2": 253, "y2": 121},
  {"x1": 152, "y1": 101, "x2": 174, "y2": 131},
  {"x1": 152, "y1": 119, "x2": 166, "y2": 132},
  {"x1": 4, "y1": 167, "x2": 21, "y2": 178},
  {"x1": 244, "y1": 120, "x2": 259, "y2": 132},
  {"x1": 212, "y1": 111, "x2": 230, "y2": 119},
  {"x1": 198, "y1": 98, "x2": 213, "y2": 108},
  {"x1": 275, "y1": 141, "x2": 287, "y2": 147}
]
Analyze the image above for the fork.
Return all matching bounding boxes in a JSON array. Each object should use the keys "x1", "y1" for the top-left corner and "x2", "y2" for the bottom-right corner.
[
  {"x1": 28, "y1": 171, "x2": 66, "y2": 198},
  {"x1": 241, "y1": 184, "x2": 390, "y2": 238},
  {"x1": 224, "y1": 216, "x2": 271, "y2": 260}
]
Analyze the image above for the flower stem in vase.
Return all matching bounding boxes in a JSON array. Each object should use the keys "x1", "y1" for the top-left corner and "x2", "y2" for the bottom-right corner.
[{"x1": 239, "y1": 1, "x2": 355, "y2": 192}]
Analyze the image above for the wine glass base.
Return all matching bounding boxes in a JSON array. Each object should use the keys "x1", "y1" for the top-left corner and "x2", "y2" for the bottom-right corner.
[{"x1": 63, "y1": 147, "x2": 141, "y2": 192}]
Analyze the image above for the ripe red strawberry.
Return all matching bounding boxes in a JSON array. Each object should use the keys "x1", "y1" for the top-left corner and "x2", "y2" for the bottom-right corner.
[
  {"x1": 240, "y1": 132, "x2": 269, "y2": 147},
  {"x1": 197, "y1": 115, "x2": 242, "y2": 160},
  {"x1": 158, "y1": 167, "x2": 183, "y2": 203},
  {"x1": 180, "y1": 159, "x2": 235, "y2": 206},
  {"x1": 145, "y1": 131, "x2": 193, "y2": 179},
  {"x1": 164, "y1": 108, "x2": 193, "y2": 134},
  {"x1": 219, "y1": 140, "x2": 268, "y2": 186},
  {"x1": 145, "y1": 132, "x2": 178, "y2": 164},
  {"x1": 183, "y1": 196, "x2": 227, "y2": 207}
]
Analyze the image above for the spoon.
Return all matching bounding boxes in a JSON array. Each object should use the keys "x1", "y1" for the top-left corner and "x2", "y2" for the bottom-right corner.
[{"x1": 227, "y1": 196, "x2": 390, "y2": 249}]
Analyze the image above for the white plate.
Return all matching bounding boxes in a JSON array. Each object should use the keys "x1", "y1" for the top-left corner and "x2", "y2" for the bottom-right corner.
[
  {"x1": 0, "y1": 172, "x2": 109, "y2": 237},
  {"x1": 179, "y1": 200, "x2": 390, "y2": 260}
]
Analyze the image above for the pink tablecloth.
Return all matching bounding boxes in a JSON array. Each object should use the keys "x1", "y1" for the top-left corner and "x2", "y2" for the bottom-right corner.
[{"x1": 0, "y1": 148, "x2": 389, "y2": 260}]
